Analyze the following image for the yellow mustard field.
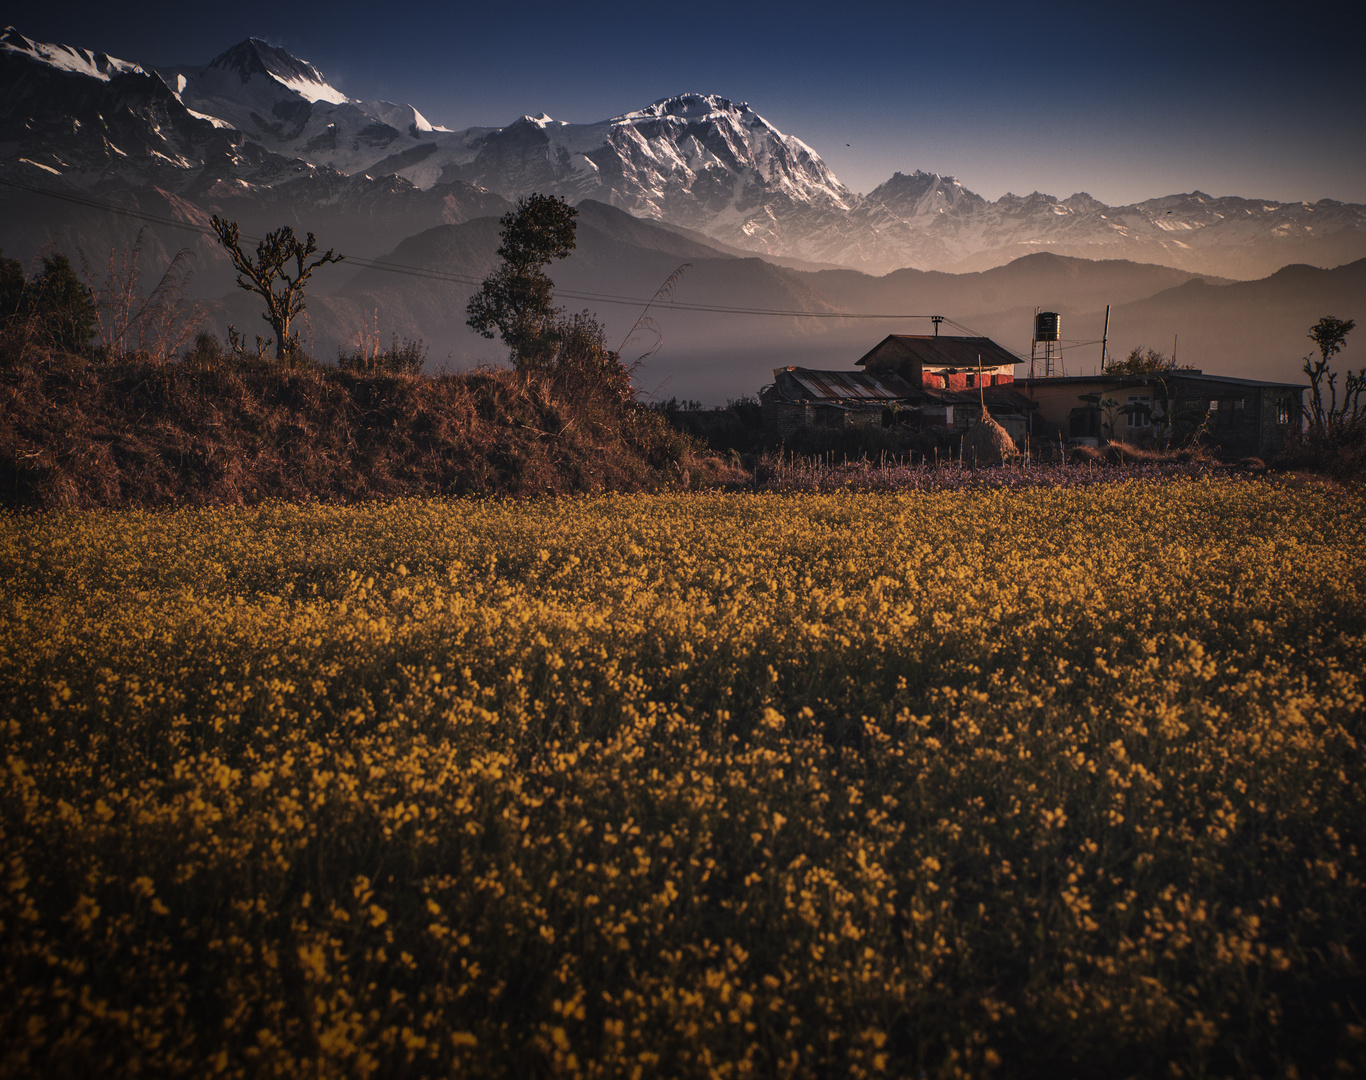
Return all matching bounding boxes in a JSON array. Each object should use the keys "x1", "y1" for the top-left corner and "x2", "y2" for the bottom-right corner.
[{"x1": 2, "y1": 479, "x2": 1365, "y2": 1079}]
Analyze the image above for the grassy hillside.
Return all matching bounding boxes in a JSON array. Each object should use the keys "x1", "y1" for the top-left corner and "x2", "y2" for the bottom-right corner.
[{"x1": 0, "y1": 346, "x2": 725, "y2": 509}]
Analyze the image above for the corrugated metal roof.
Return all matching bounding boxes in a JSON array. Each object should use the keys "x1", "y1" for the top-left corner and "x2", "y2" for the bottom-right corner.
[
  {"x1": 929, "y1": 385, "x2": 1039, "y2": 411},
  {"x1": 1169, "y1": 373, "x2": 1310, "y2": 390},
  {"x1": 1020, "y1": 373, "x2": 1309, "y2": 391},
  {"x1": 773, "y1": 366, "x2": 919, "y2": 402},
  {"x1": 857, "y1": 335, "x2": 1023, "y2": 370}
]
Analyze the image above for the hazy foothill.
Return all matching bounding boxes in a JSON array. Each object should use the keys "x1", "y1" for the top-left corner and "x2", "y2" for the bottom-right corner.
[{"x1": 2, "y1": 20, "x2": 1366, "y2": 1080}]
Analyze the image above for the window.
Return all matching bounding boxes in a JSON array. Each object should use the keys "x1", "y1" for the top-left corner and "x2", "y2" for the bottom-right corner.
[
  {"x1": 1127, "y1": 394, "x2": 1151, "y2": 428},
  {"x1": 1277, "y1": 397, "x2": 1293, "y2": 426},
  {"x1": 1069, "y1": 407, "x2": 1099, "y2": 439}
]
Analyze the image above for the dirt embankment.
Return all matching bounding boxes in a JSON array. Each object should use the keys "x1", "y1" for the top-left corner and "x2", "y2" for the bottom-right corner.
[{"x1": 0, "y1": 351, "x2": 726, "y2": 509}]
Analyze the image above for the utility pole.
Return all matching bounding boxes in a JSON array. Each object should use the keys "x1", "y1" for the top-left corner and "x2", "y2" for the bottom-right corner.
[
  {"x1": 1100, "y1": 305, "x2": 1110, "y2": 373},
  {"x1": 932, "y1": 315, "x2": 943, "y2": 338}
]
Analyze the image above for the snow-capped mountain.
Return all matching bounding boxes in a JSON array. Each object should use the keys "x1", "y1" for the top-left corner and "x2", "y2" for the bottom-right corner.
[
  {"x1": 737, "y1": 168, "x2": 1366, "y2": 278},
  {"x1": 0, "y1": 26, "x2": 241, "y2": 176},
  {"x1": 164, "y1": 38, "x2": 448, "y2": 177},
  {"x1": 0, "y1": 28, "x2": 507, "y2": 263},
  {"x1": 426, "y1": 94, "x2": 855, "y2": 235},
  {"x1": 165, "y1": 51, "x2": 859, "y2": 258},
  {"x1": 2, "y1": 26, "x2": 1365, "y2": 280}
]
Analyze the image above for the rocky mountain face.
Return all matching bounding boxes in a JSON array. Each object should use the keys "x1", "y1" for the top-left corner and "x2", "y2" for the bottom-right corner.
[
  {"x1": 3, "y1": 26, "x2": 1365, "y2": 283},
  {"x1": 0, "y1": 27, "x2": 240, "y2": 178},
  {"x1": 0, "y1": 29, "x2": 506, "y2": 263}
]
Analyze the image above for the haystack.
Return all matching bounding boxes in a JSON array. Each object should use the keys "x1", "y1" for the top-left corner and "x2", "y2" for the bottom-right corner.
[{"x1": 962, "y1": 407, "x2": 1018, "y2": 466}]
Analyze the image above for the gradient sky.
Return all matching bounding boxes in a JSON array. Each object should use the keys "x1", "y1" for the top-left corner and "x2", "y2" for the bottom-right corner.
[{"x1": 12, "y1": 0, "x2": 1366, "y2": 206}]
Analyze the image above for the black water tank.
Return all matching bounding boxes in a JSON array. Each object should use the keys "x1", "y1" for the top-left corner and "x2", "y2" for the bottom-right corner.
[{"x1": 1035, "y1": 311, "x2": 1061, "y2": 341}]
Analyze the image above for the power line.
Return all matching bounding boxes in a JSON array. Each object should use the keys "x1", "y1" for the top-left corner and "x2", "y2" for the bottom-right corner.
[
  {"x1": 938, "y1": 316, "x2": 1030, "y2": 364},
  {"x1": 0, "y1": 174, "x2": 218, "y2": 237}
]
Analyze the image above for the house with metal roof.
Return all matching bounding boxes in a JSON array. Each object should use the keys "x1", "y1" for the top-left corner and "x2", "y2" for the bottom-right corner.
[
  {"x1": 856, "y1": 334, "x2": 1021, "y2": 391},
  {"x1": 760, "y1": 334, "x2": 1036, "y2": 442}
]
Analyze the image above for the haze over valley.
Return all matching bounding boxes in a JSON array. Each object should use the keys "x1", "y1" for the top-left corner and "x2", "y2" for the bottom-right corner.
[{"x1": 2, "y1": 23, "x2": 1363, "y2": 401}]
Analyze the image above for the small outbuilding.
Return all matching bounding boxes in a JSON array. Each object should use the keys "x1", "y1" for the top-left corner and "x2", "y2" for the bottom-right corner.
[{"x1": 1021, "y1": 371, "x2": 1307, "y2": 459}]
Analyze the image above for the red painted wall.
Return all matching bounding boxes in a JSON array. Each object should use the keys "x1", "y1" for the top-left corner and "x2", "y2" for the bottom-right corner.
[{"x1": 920, "y1": 369, "x2": 1014, "y2": 390}]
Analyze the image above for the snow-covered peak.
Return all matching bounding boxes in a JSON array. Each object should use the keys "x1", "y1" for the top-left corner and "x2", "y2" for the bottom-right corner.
[
  {"x1": 872, "y1": 170, "x2": 968, "y2": 196},
  {"x1": 515, "y1": 112, "x2": 567, "y2": 129},
  {"x1": 615, "y1": 94, "x2": 799, "y2": 144},
  {"x1": 865, "y1": 171, "x2": 984, "y2": 217},
  {"x1": 601, "y1": 92, "x2": 852, "y2": 207},
  {"x1": 365, "y1": 100, "x2": 449, "y2": 133},
  {"x1": 624, "y1": 93, "x2": 749, "y2": 122},
  {"x1": 204, "y1": 37, "x2": 349, "y2": 105},
  {"x1": 0, "y1": 26, "x2": 143, "y2": 81}
]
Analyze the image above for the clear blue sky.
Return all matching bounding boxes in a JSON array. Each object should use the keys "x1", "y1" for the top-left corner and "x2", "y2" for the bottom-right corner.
[{"x1": 11, "y1": 0, "x2": 1366, "y2": 206}]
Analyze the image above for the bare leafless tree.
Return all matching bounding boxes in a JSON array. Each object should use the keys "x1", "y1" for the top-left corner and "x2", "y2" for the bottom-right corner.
[{"x1": 210, "y1": 217, "x2": 342, "y2": 361}]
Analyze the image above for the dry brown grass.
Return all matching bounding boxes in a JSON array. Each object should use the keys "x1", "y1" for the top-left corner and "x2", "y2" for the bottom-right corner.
[{"x1": 0, "y1": 341, "x2": 735, "y2": 509}]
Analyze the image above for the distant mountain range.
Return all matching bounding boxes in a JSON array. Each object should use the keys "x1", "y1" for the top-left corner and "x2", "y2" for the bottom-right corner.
[
  {"x1": 1, "y1": 26, "x2": 1363, "y2": 401},
  {"x1": 4, "y1": 27, "x2": 1366, "y2": 279}
]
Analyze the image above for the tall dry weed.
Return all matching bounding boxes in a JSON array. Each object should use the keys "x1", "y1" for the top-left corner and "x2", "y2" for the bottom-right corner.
[{"x1": 79, "y1": 230, "x2": 206, "y2": 363}]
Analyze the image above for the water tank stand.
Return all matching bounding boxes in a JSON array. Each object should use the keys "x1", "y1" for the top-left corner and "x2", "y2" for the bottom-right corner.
[{"x1": 1029, "y1": 308, "x2": 1063, "y2": 378}]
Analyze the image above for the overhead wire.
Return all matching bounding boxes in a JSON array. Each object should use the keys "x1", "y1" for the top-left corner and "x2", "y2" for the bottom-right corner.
[{"x1": 939, "y1": 316, "x2": 1030, "y2": 363}]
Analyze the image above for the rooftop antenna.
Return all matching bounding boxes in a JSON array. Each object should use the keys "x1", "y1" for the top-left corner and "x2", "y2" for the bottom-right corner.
[{"x1": 931, "y1": 315, "x2": 944, "y2": 338}]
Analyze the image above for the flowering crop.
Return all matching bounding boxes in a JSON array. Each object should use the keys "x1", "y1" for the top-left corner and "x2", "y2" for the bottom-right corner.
[{"x1": 1, "y1": 479, "x2": 1364, "y2": 1078}]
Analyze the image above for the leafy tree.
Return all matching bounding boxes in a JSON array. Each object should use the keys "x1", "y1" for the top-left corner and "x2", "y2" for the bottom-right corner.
[
  {"x1": 1303, "y1": 316, "x2": 1359, "y2": 435},
  {"x1": 1105, "y1": 346, "x2": 1193, "y2": 375},
  {"x1": 464, "y1": 194, "x2": 644, "y2": 411},
  {"x1": 24, "y1": 253, "x2": 97, "y2": 351},
  {"x1": 465, "y1": 194, "x2": 577, "y2": 369},
  {"x1": 210, "y1": 217, "x2": 343, "y2": 361}
]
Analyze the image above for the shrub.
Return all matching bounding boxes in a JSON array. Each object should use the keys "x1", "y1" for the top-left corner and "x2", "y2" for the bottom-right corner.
[
  {"x1": 182, "y1": 331, "x2": 228, "y2": 369},
  {"x1": 0, "y1": 251, "x2": 23, "y2": 322},
  {"x1": 338, "y1": 334, "x2": 427, "y2": 375},
  {"x1": 0, "y1": 252, "x2": 100, "y2": 366}
]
